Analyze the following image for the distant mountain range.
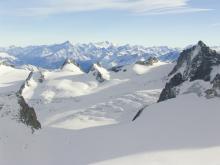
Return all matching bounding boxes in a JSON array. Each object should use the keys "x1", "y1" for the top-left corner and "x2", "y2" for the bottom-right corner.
[
  {"x1": 0, "y1": 41, "x2": 219, "y2": 72},
  {"x1": 1, "y1": 41, "x2": 220, "y2": 164},
  {"x1": 0, "y1": 41, "x2": 181, "y2": 71}
]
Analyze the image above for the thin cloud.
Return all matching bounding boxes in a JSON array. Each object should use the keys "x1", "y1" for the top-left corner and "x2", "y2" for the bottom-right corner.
[
  {"x1": 0, "y1": 0, "x2": 212, "y2": 16},
  {"x1": 211, "y1": 23, "x2": 220, "y2": 27}
]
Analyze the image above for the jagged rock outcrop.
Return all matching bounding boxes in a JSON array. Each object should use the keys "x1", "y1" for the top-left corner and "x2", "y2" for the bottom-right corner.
[
  {"x1": 158, "y1": 41, "x2": 220, "y2": 102},
  {"x1": 212, "y1": 74, "x2": 220, "y2": 89},
  {"x1": 16, "y1": 94, "x2": 41, "y2": 131},
  {"x1": 158, "y1": 73, "x2": 184, "y2": 102},
  {"x1": 169, "y1": 41, "x2": 220, "y2": 81},
  {"x1": 109, "y1": 66, "x2": 124, "y2": 72},
  {"x1": 132, "y1": 105, "x2": 148, "y2": 121},
  {"x1": 206, "y1": 74, "x2": 220, "y2": 98},
  {"x1": 17, "y1": 72, "x2": 41, "y2": 131},
  {"x1": 60, "y1": 58, "x2": 84, "y2": 74},
  {"x1": 38, "y1": 71, "x2": 45, "y2": 83},
  {"x1": 61, "y1": 59, "x2": 79, "y2": 69},
  {"x1": 89, "y1": 63, "x2": 110, "y2": 83},
  {"x1": 136, "y1": 57, "x2": 159, "y2": 66}
]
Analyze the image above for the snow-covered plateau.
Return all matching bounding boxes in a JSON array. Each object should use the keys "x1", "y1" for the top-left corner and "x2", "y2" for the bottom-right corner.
[{"x1": 0, "y1": 41, "x2": 220, "y2": 165}]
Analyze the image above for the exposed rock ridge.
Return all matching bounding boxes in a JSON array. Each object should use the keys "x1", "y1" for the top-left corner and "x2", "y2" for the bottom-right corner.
[
  {"x1": 158, "y1": 41, "x2": 220, "y2": 102},
  {"x1": 136, "y1": 57, "x2": 159, "y2": 66},
  {"x1": 89, "y1": 63, "x2": 110, "y2": 83},
  {"x1": 206, "y1": 74, "x2": 220, "y2": 98},
  {"x1": 16, "y1": 72, "x2": 41, "y2": 132},
  {"x1": 61, "y1": 58, "x2": 80, "y2": 69}
]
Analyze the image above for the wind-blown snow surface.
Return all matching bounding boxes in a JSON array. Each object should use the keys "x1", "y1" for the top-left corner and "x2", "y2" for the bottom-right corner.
[
  {"x1": 22, "y1": 61, "x2": 171, "y2": 129},
  {"x1": 1, "y1": 62, "x2": 220, "y2": 165}
]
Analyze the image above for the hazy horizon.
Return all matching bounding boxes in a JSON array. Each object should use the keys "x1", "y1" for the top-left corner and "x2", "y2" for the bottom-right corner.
[
  {"x1": 0, "y1": 40, "x2": 219, "y2": 49},
  {"x1": 0, "y1": 0, "x2": 219, "y2": 47}
]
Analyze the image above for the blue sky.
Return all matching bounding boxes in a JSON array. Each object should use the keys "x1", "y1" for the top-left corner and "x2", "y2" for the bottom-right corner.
[{"x1": 0, "y1": 0, "x2": 219, "y2": 47}]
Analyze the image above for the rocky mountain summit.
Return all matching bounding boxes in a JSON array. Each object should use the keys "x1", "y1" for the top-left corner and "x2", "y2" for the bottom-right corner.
[
  {"x1": 158, "y1": 41, "x2": 220, "y2": 102},
  {"x1": 60, "y1": 59, "x2": 84, "y2": 74},
  {"x1": 89, "y1": 63, "x2": 110, "y2": 83},
  {"x1": 136, "y1": 57, "x2": 159, "y2": 66},
  {"x1": 61, "y1": 59, "x2": 80, "y2": 69},
  {"x1": 17, "y1": 72, "x2": 41, "y2": 131}
]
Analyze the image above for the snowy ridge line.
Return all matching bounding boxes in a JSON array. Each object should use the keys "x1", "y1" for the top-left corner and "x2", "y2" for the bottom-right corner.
[
  {"x1": 16, "y1": 71, "x2": 41, "y2": 131},
  {"x1": 18, "y1": 71, "x2": 33, "y2": 95},
  {"x1": 132, "y1": 105, "x2": 148, "y2": 121},
  {"x1": 0, "y1": 41, "x2": 182, "y2": 70},
  {"x1": 132, "y1": 98, "x2": 160, "y2": 122}
]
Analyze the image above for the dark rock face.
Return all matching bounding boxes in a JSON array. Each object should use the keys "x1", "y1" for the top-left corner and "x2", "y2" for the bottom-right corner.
[
  {"x1": 206, "y1": 74, "x2": 220, "y2": 98},
  {"x1": 158, "y1": 73, "x2": 184, "y2": 102},
  {"x1": 17, "y1": 72, "x2": 41, "y2": 132},
  {"x1": 169, "y1": 73, "x2": 185, "y2": 87},
  {"x1": 132, "y1": 105, "x2": 148, "y2": 121},
  {"x1": 90, "y1": 63, "x2": 108, "y2": 83},
  {"x1": 94, "y1": 71, "x2": 105, "y2": 83},
  {"x1": 38, "y1": 72, "x2": 45, "y2": 83},
  {"x1": 212, "y1": 74, "x2": 220, "y2": 89},
  {"x1": 109, "y1": 66, "x2": 124, "y2": 72},
  {"x1": 136, "y1": 57, "x2": 159, "y2": 66},
  {"x1": 158, "y1": 41, "x2": 220, "y2": 102},
  {"x1": 17, "y1": 94, "x2": 41, "y2": 131},
  {"x1": 169, "y1": 41, "x2": 220, "y2": 81}
]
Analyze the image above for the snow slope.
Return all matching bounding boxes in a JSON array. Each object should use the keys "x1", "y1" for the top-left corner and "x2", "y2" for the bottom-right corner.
[
  {"x1": 1, "y1": 93, "x2": 220, "y2": 165},
  {"x1": 0, "y1": 65, "x2": 29, "y2": 93},
  {"x1": 1, "y1": 53, "x2": 220, "y2": 165},
  {"x1": 22, "y1": 61, "x2": 172, "y2": 130}
]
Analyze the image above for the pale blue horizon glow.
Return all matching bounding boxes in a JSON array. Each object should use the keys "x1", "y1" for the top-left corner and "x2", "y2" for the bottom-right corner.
[{"x1": 0, "y1": 0, "x2": 219, "y2": 47}]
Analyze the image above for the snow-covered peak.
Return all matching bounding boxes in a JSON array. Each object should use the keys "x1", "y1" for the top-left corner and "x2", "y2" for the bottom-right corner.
[
  {"x1": 136, "y1": 57, "x2": 159, "y2": 66},
  {"x1": 0, "y1": 41, "x2": 182, "y2": 70},
  {"x1": 89, "y1": 63, "x2": 110, "y2": 82},
  {"x1": 59, "y1": 41, "x2": 73, "y2": 48},
  {"x1": 158, "y1": 41, "x2": 220, "y2": 102},
  {"x1": 0, "y1": 52, "x2": 17, "y2": 66},
  {"x1": 197, "y1": 40, "x2": 207, "y2": 47},
  {"x1": 61, "y1": 59, "x2": 84, "y2": 74},
  {"x1": 93, "y1": 41, "x2": 114, "y2": 49},
  {"x1": 169, "y1": 41, "x2": 219, "y2": 80}
]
